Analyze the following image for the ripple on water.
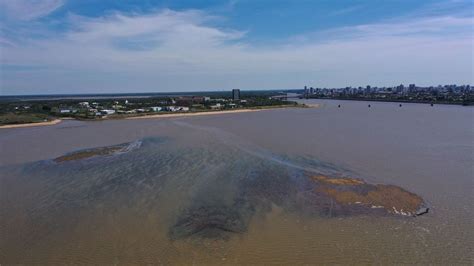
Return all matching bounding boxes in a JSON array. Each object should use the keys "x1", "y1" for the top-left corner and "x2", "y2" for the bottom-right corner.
[{"x1": 1, "y1": 136, "x2": 433, "y2": 264}]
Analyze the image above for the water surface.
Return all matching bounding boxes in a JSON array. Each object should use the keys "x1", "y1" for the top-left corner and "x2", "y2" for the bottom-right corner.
[{"x1": 1, "y1": 100, "x2": 473, "y2": 264}]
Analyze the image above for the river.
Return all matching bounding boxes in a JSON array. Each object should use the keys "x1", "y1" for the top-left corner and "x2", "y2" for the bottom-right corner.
[{"x1": 0, "y1": 99, "x2": 472, "y2": 264}]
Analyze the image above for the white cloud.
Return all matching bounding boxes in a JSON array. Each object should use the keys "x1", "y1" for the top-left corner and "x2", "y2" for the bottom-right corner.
[
  {"x1": 351, "y1": 16, "x2": 472, "y2": 37},
  {"x1": 292, "y1": 15, "x2": 473, "y2": 43},
  {"x1": 65, "y1": 9, "x2": 244, "y2": 48},
  {"x1": 0, "y1": 0, "x2": 64, "y2": 21},
  {"x1": 1, "y1": 8, "x2": 473, "y2": 94}
]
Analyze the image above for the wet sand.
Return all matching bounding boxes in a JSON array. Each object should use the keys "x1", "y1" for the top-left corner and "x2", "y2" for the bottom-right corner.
[
  {"x1": 0, "y1": 119, "x2": 62, "y2": 129},
  {"x1": 126, "y1": 108, "x2": 264, "y2": 120}
]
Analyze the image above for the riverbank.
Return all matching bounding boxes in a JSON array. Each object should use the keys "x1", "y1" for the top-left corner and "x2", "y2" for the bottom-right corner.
[
  {"x1": 126, "y1": 108, "x2": 269, "y2": 120},
  {"x1": 125, "y1": 104, "x2": 317, "y2": 120},
  {"x1": 0, "y1": 119, "x2": 62, "y2": 129},
  {"x1": 0, "y1": 104, "x2": 314, "y2": 129},
  {"x1": 302, "y1": 97, "x2": 473, "y2": 106}
]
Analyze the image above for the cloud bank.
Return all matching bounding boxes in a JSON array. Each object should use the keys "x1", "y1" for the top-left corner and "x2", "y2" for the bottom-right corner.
[
  {"x1": 0, "y1": 5, "x2": 473, "y2": 95},
  {"x1": 0, "y1": 0, "x2": 64, "y2": 21}
]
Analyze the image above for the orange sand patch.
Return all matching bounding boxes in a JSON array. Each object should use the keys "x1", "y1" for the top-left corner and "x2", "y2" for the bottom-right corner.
[
  {"x1": 311, "y1": 175, "x2": 424, "y2": 215},
  {"x1": 318, "y1": 185, "x2": 423, "y2": 215},
  {"x1": 311, "y1": 175, "x2": 365, "y2": 185}
]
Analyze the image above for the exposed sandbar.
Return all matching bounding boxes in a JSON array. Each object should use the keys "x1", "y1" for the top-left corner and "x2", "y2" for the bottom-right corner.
[
  {"x1": 53, "y1": 142, "x2": 137, "y2": 162},
  {"x1": 311, "y1": 175, "x2": 426, "y2": 216}
]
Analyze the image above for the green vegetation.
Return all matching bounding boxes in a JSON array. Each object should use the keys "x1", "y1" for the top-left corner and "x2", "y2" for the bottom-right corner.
[
  {"x1": 0, "y1": 112, "x2": 51, "y2": 125},
  {"x1": 0, "y1": 92, "x2": 300, "y2": 126}
]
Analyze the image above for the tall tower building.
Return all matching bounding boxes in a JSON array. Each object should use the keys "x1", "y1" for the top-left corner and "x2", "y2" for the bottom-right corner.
[{"x1": 232, "y1": 89, "x2": 240, "y2": 101}]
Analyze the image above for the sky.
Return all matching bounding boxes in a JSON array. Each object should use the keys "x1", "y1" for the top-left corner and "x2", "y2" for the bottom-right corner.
[{"x1": 0, "y1": 0, "x2": 472, "y2": 95}]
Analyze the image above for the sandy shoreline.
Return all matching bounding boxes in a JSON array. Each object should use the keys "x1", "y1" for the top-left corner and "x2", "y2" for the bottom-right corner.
[
  {"x1": 125, "y1": 108, "x2": 265, "y2": 120},
  {"x1": 0, "y1": 105, "x2": 315, "y2": 129},
  {"x1": 0, "y1": 109, "x2": 264, "y2": 129},
  {"x1": 0, "y1": 119, "x2": 62, "y2": 129}
]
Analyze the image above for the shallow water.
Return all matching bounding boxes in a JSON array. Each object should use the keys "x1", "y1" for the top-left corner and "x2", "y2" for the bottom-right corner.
[{"x1": 1, "y1": 100, "x2": 473, "y2": 264}]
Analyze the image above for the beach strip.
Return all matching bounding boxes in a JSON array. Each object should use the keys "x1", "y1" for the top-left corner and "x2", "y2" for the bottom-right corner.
[
  {"x1": 0, "y1": 105, "x2": 313, "y2": 129},
  {"x1": 0, "y1": 119, "x2": 62, "y2": 129},
  {"x1": 125, "y1": 108, "x2": 263, "y2": 120}
]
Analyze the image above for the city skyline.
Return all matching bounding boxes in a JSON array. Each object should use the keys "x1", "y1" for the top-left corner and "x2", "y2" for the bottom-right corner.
[{"x1": 1, "y1": 0, "x2": 473, "y2": 95}]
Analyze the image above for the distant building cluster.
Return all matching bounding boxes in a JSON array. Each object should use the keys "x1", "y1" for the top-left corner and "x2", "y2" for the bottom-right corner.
[
  {"x1": 5, "y1": 89, "x2": 271, "y2": 120},
  {"x1": 303, "y1": 84, "x2": 473, "y2": 104},
  {"x1": 55, "y1": 96, "x2": 210, "y2": 117}
]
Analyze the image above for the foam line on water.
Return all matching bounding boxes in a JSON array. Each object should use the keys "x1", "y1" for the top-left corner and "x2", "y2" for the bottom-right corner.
[{"x1": 172, "y1": 120, "x2": 339, "y2": 176}]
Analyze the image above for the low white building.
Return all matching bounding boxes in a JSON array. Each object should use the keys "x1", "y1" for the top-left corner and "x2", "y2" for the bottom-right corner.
[
  {"x1": 150, "y1": 106, "x2": 162, "y2": 112},
  {"x1": 210, "y1": 103, "x2": 222, "y2": 110},
  {"x1": 213, "y1": 98, "x2": 227, "y2": 102},
  {"x1": 101, "y1": 109, "x2": 115, "y2": 115},
  {"x1": 167, "y1": 106, "x2": 189, "y2": 112}
]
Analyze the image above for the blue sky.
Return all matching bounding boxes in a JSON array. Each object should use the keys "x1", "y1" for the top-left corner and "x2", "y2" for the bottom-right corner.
[{"x1": 0, "y1": 0, "x2": 472, "y2": 95}]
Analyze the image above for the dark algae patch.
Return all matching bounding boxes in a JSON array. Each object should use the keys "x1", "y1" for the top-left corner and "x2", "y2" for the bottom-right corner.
[
  {"x1": 8, "y1": 137, "x2": 428, "y2": 245},
  {"x1": 169, "y1": 173, "x2": 429, "y2": 241},
  {"x1": 169, "y1": 200, "x2": 255, "y2": 240}
]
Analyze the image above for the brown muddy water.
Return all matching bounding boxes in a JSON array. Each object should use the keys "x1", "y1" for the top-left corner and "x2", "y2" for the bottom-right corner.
[{"x1": 0, "y1": 99, "x2": 473, "y2": 264}]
